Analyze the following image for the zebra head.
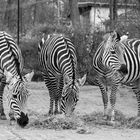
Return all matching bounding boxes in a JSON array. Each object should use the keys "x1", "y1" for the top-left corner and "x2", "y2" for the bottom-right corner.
[
  {"x1": 102, "y1": 31, "x2": 128, "y2": 77},
  {"x1": 61, "y1": 74, "x2": 86, "y2": 117},
  {"x1": 4, "y1": 70, "x2": 34, "y2": 127}
]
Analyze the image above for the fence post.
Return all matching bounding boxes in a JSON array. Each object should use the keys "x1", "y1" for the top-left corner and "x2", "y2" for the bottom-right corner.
[{"x1": 17, "y1": 0, "x2": 20, "y2": 45}]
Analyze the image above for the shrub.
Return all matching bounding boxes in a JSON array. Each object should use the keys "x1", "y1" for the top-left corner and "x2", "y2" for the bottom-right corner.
[{"x1": 19, "y1": 23, "x2": 105, "y2": 83}]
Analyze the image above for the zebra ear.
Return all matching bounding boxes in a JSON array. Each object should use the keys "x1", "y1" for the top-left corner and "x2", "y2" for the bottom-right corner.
[
  {"x1": 24, "y1": 71, "x2": 34, "y2": 82},
  {"x1": 111, "y1": 31, "x2": 120, "y2": 41},
  {"x1": 78, "y1": 74, "x2": 86, "y2": 86},
  {"x1": 4, "y1": 70, "x2": 13, "y2": 83},
  {"x1": 104, "y1": 33, "x2": 114, "y2": 50},
  {"x1": 64, "y1": 75, "x2": 70, "y2": 85},
  {"x1": 38, "y1": 34, "x2": 45, "y2": 51},
  {"x1": 47, "y1": 34, "x2": 51, "y2": 39},
  {"x1": 103, "y1": 33, "x2": 110, "y2": 40}
]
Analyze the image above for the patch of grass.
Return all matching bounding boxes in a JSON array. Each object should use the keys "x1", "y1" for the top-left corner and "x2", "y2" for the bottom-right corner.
[
  {"x1": 127, "y1": 117, "x2": 140, "y2": 129},
  {"x1": 28, "y1": 110, "x2": 140, "y2": 130},
  {"x1": 80, "y1": 112, "x2": 114, "y2": 127},
  {"x1": 29, "y1": 116, "x2": 79, "y2": 130},
  {"x1": 80, "y1": 111, "x2": 140, "y2": 129}
]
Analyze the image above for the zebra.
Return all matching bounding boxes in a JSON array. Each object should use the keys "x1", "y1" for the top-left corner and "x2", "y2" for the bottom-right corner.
[
  {"x1": 0, "y1": 31, "x2": 34, "y2": 127},
  {"x1": 92, "y1": 31, "x2": 131, "y2": 122},
  {"x1": 38, "y1": 33, "x2": 86, "y2": 116}
]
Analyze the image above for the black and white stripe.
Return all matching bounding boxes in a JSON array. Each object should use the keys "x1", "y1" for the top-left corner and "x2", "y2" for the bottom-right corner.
[
  {"x1": 38, "y1": 33, "x2": 86, "y2": 116},
  {"x1": 0, "y1": 31, "x2": 33, "y2": 127},
  {"x1": 93, "y1": 31, "x2": 140, "y2": 121}
]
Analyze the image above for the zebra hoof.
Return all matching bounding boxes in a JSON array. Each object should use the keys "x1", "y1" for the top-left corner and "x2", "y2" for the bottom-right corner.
[
  {"x1": 54, "y1": 110, "x2": 60, "y2": 115},
  {"x1": 48, "y1": 111, "x2": 53, "y2": 116},
  {"x1": 0, "y1": 115, "x2": 7, "y2": 120},
  {"x1": 10, "y1": 119, "x2": 16, "y2": 126},
  {"x1": 103, "y1": 115, "x2": 109, "y2": 120},
  {"x1": 58, "y1": 111, "x2": 62, "y2": 114}
]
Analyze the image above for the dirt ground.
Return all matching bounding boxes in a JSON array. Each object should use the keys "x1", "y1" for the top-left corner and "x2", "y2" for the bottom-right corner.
[{"x1": 1, "y1": 82, "x2": 140, "y2": 140}]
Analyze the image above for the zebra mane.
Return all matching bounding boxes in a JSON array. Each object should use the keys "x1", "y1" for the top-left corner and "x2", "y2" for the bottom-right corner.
[
  {"x1": 103, "y1": 31, "x2": 120, "y2": 42},
  {"x1": 63, "y1": 37, "x2": 76, "y2": 85},
  {"x1": 115, "y1": 32, "x2": 121, "y2": 41},
  {"x1": 3, "y1": 33, "x2": 23, "y2": 80},
  {"x1": 13, "y1": 54, "x2": 23, "y2": 80},
  {"x1": 71, "y1": 56, "x2": 76, "y2": 85}
]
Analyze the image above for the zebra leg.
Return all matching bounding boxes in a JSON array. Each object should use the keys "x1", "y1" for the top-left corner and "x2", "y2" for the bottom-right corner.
[
  {"x1": 110, "y1": 84, "x2": 118, "y2": 122},
  {"x1": 97, "y1": 78, "x2": 108, "y2": 119},
  {"x1": 129, "y1": 86, "x2": 140, "y2": 126},
  {"x1": 132, "y1": 88, "x2": 140, "y2": 116},
  {"x1": 58, "y1": 99, "x2": 62, "y2": 114},
  {"x1": 54, "y1": 98, "x2": 63, "y2": 114},
  {"x1": 54, "y1": 77, "x2": 63, "y2": 114},
  {"x1": 48, "y1": 97, "x2": 54, "y2": 115},
  {"x1": 131, "y1": 79, "x2": 140, "y2": 117},
  {"x1": 54, "y1": 79, "x2": 59, "y2": 115},
  {"x1": 0, "y1": 76, "x2": 6, "y2": 120},
  {"x1": 43, "y1": 73, "x2": 55, "y2": 115},
  {"x1": 45, "y1": 82, "x2": 54, "y2": 115},
  {"x1": 54, "y1": 99, "x2": 59, "y2": 115},
  {"x1": 136, "y1": 92, "x2": 140, "y2": 117}
]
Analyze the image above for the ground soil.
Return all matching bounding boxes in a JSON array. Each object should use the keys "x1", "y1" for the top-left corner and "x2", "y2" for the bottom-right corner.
[{"x1": 1, "y1": 82, "x2": 140, "y2": 140}]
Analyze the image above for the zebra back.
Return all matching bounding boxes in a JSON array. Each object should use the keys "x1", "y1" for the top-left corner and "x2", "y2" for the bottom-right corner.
[
  {"x1": 39, "y1": 34, "x2": 77, "y2": 78},
  {"x1": 0, "y1": 31, "x2": 23, "y2": 77}
]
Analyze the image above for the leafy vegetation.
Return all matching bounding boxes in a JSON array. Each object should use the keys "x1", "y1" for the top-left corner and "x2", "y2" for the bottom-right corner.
[{"x1": 0, "y1": 0, "x2": 140, "y2": 83}]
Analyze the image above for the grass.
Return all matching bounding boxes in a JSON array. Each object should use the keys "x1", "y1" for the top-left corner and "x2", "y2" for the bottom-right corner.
[
  {"x1": 28, "y1": 113, "x2": 79, "y2": 130},
  {"x1": 28, "y1": 110, "x2": 140, "y2": 130},
  {"x1": 80, "y1": 110, "x2": 140, "y2": 129}
]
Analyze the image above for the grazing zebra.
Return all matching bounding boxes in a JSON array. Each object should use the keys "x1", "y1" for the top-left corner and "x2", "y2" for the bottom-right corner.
[
  {"x1": 92, "y1": 31, "x2": 132, "y2": 122},
  {"x1": 38, "y1": 33, "x2": 86, "y2": 116},
  {"x1": 0, "y1": 31, "x2": 34, "y2": 127}
]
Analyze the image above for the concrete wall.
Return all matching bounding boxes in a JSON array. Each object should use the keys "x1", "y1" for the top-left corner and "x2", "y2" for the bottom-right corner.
[{"x1": 80, "y1": 6, "x2": 131, "y2": 32}]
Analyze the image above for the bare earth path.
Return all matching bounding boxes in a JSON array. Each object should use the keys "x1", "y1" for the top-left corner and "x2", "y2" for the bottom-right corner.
[{"x1": 1, "y1": 82, "x2": 140, "y2": 140}]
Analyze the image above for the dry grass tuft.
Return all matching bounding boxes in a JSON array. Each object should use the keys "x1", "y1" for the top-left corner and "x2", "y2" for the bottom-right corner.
[
  {"x1": 29, "y1": 115, "x2": 79, "y2": 130},
  {"x1": 127, "y1": 117, "x2": 140, "y2": 129},
  {"x1": 28, "y1": 110, "x2": 140, "y2": 130},
  {"x1": 80, "y1": 110, "x2": 140, "y2": 129}
]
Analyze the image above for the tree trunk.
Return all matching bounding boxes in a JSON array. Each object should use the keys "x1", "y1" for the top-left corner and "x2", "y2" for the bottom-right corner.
[
  {"x1": 69, "y1": 0, "x2": 81, "y2": 30},
  {"x1": 0, "y1": 1, "x2": 6, "y2": 28},
  {"x1": 68, "y1": 0, "x2": 82, "y2": 54},
  {"x1": 4, "y1": 0, "x2": 17, "y2": 32},
  {"x1": 137, "y1": 0, "x2": 140, "y2": 11},
  {"x1": 31, "y1": 0, "x2": 37, "y2": 25},
  {"x1": 109, "y1": 0, "x2": 117, "y2": 30}
]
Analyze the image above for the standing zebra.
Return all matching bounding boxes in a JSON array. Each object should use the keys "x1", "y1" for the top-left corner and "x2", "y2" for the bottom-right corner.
[
  {"x1": 92, "y1": 31, "x2": 132, "y2": 122},
  {"x1": 0, "y1": 31, "x2": 34, "y2": 127},
  {"x1": 38, "y1": 33, "x2": 86, "y2": 116}
]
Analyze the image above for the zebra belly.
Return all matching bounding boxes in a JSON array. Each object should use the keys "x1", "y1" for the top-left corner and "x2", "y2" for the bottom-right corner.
[{"x1": 121, "y1": 72, "x2": 140, "y2": 84}]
